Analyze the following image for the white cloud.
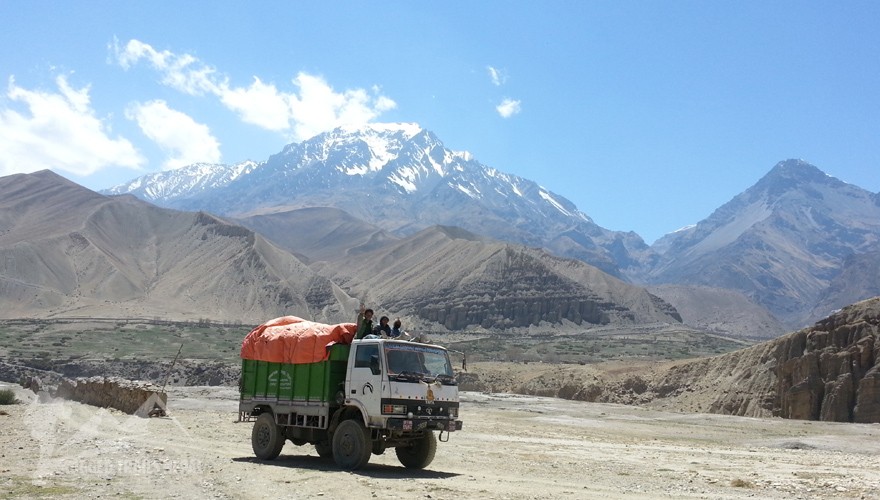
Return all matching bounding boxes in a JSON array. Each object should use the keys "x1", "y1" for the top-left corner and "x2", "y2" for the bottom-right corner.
[
  {"x1": 113, "y1": 39, "x2": 396, "y2": 141},
  {"x1": 218, "y1": 77, "x2": 291, "y2": 131},
  {"x1": 125, "y1": 100, "x2": 221, "y2": 170},
  {"x1": 0, "y1": 75, "x2": 144, "y2": 177},
  {"x1": 288, "y1": 73, "x2": 397, "y2": 140},
  {"x1": 114, "y1": 39, "x2": 219, "y2": 95},
  {"x1": 487, "y1": 66, "x2": 506, "y2": 86},
  {"x1": 496, "y1": 98, "x2": 522, "y2": 118}
]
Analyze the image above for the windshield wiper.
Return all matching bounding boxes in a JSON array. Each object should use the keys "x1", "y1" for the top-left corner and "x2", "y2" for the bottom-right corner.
[
  {"x1": 391, "y1": 371, "x2": 424, "y2": 382},
  {"x1": 436, "y1": 374, "x2": 457, "y2": 385}
]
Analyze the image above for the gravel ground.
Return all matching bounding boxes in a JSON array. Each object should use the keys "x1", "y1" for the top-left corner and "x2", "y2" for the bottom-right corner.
[{"x1": 1, "y1": 383, "x2": 879, "y2": 499}]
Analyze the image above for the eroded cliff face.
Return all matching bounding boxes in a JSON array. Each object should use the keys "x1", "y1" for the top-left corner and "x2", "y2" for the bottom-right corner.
[
  {"x1": 652, "y1": 297, "x2": 879, "y2": 422},
  {"x1": 462, "y1": 297, "x2": 880, "y2": 423},
  {"x1": 775, "y1": 300, "x2": 880, "y2": 422}
]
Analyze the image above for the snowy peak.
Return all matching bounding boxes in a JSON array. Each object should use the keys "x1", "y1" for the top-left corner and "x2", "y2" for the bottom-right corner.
[
  {"x1": 265, "y1": 122, "x2": 583, "y2": 219},
  {"x1": 337, "y1": 121, "x2": 423, "y2": 139},
  {"x1": 104, "y1": 160, "x2": 260, "y2": 202}
]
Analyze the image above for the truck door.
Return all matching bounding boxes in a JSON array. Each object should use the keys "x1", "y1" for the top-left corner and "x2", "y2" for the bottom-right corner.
[{"x1": 348, "y1": 343, "x2": 383, "y2": 426}]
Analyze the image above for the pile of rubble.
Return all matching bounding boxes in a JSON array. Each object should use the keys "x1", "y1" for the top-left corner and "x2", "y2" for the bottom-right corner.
[{"x1": 21, "y1": 375, "x2": 167, "y2": 417}]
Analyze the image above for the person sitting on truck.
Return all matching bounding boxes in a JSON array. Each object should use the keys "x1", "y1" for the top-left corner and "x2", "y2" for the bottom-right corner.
[
  {"x1": 390, "y1": 318, "x2": 404, "y2": 338},
  {"x1": 356, "y1": 305, "x2": 374, "y2": 340},
  {"x1": 372, "y1": 316, "x2": 392, "y2": 337}
]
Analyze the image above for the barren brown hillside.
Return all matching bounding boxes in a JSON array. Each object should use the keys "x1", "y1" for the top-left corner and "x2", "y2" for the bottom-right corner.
[{"x1": 0, "y1": 171, "x2": 354, "y2": 323}]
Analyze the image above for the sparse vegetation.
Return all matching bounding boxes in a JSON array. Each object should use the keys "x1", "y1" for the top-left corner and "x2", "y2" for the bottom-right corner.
[
  {"x1": 446, "y1": 327, "x2": 750, "y2": 365},
  {"x1": 0, "y1": 388, "x2": 19, "y2": 405},
  {"x1": 3, "y1": 476, "x2": 80, "y2": 498},
  {"x1": 0, "y1": 318, "x2": 248, "y2": 363},
  {"x1": 730, "y1": 478, "x2": 754, "y2": 488}
]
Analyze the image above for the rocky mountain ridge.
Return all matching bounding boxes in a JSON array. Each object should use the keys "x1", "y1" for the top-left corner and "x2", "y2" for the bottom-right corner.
[
  {"x1": 2, "y1": 170, "x2": 680, "y2": 333},
  {"x1": 103, "y1": 126, "x2": 880, "y2": 331}
]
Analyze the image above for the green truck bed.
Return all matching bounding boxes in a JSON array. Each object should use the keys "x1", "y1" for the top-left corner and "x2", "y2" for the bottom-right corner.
[{"x1": 241, "y1": 343, "x2": 350, "y2": 402}]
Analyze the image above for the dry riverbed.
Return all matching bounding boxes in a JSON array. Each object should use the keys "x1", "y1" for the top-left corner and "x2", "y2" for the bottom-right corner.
[{"x1": 1, "y1": 383, "x2": 879, "y2": 499}]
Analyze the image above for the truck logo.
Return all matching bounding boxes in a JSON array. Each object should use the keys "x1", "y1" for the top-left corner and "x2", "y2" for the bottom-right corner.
[
  {"x1": 362, "y1": 382, "x2": 374, "y2": 394},
  {"x1": 426, "y1": 387, "x2": 435, "y2": 403},
  {"x1": 267, "y1": 370, "x2": 292, "y2": 392}
]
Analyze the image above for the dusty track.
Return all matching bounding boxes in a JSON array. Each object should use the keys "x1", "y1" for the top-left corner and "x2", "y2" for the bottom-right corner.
[{"x1": 1, "y1": 383, "x2": 879, "y2": 499}]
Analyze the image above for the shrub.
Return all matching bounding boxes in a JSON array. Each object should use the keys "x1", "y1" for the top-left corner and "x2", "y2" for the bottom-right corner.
[
  {"x1": 0, "y1": 388, "x2": 19, "y2": 405},
  {"x1": 730, "y1": 478, "x2": 753, "y2": 488}
]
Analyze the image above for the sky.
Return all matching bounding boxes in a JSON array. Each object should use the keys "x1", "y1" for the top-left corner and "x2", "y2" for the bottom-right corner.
[{"x1": 1, "y1": 1, "x2": 879, "y2": 244}]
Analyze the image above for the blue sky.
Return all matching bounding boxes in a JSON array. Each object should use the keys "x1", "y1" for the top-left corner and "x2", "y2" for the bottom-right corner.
[{"x1": 1, "y1": 1, "x2": 878, "y2": 244}]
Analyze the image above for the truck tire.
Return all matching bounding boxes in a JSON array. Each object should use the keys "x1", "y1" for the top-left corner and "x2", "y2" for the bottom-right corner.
[
  {"x1": 251, "y1": 413, "x2": 285, "y2": 460},
  {"x1": 314, "y1": 441, "x2": 333, "y2": 459},
  {"x1": 332, "y1": 419, "x2": 371, "y2": 470},
  {"x1": 395, "y1": 432, "x2": 437, "y2": 469}
]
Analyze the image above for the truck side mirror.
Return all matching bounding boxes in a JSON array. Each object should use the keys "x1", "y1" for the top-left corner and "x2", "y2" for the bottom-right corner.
[{"x1": 369, "y1": 354, "x2": 381, "y2": 375}]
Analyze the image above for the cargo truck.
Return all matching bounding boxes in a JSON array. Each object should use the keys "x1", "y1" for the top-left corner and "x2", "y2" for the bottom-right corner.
[{"x1": 239, "y1": 336, "x2": 463, "y2": 470}]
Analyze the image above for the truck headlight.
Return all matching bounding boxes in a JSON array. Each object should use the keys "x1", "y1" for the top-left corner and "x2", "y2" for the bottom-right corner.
[
  {"x1": 382, "y1": 404, "x2": 407, "y2": 415},
  {"x1": 448, "y1": 407, "x2": 458, "y2": 418}
]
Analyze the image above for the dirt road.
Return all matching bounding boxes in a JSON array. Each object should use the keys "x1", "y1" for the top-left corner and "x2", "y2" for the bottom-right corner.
[{"x1": 2, "y1": 383, "x2": 879, "y2": 499}]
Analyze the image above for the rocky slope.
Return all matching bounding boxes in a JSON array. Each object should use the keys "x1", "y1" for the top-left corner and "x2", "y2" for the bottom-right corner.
[
  {"x1": 809, "y1": 250, "x2": 880, "y2": 324},
  {"x1": 312, "y1": 225, "x2": 682, "y2": 331},
  {"x1": 648, "y1": 284, "x2": 786, "y2": 339},
  {"x1": 235, "y1": 206, "x2": 399, "y2": 263}
]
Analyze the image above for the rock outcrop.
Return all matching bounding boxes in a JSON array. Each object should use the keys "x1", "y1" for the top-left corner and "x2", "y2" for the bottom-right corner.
[{"x1": 652, "y1": 297, "x2": 880, "y2": 422}]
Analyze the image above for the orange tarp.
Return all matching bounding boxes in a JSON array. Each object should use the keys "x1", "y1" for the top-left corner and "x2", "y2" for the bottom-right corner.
[{"x1": 240, "y1": 316, "x2": 357, "y2": 364}]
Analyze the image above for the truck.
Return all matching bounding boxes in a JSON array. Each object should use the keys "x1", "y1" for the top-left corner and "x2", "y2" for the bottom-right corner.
[{"x1": 239, "y1": 336, "x2": 463, "y2": 470}]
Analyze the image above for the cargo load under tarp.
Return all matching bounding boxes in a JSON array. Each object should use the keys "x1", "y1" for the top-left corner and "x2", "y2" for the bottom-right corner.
[{"x1": 240, "y1": 316, "x2": 357, "y2": 364}]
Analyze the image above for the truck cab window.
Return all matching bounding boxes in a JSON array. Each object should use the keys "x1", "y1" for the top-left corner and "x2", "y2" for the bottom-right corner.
[{"x1": 355, "y1": 344, "x2": 379, "y2": 368}]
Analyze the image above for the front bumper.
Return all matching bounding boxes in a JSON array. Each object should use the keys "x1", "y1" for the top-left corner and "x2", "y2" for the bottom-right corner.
[{"x1": 387, "y1": 418, "x2": 463, "y2": 432}]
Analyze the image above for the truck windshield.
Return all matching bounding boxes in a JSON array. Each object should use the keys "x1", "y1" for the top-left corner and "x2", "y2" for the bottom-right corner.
[{"x1": 384, "y1": 343, "x2": 455, "y2": 384}]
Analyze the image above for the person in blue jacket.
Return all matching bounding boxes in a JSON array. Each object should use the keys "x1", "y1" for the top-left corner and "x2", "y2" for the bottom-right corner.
[
  {"x1": 390, "y1": 318, "x2": 404, "y2": 338},
  {"x1": 372, "y1": 316, "x2": 392, "y2": 337}
]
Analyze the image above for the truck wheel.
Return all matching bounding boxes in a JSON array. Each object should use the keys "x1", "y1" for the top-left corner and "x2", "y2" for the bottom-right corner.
[
  {"x1": 251, "y1": 413, "x2": 285, "y2": 460},
  {"x1": 314, "y1": 441, "x2": 333, "y2": 459},
  {"x1": 332, "y1": 419, "x2": 371, "y2": 470},
  {"x1": 395, "y1": 432, "x2": 437, "y2": 469}
]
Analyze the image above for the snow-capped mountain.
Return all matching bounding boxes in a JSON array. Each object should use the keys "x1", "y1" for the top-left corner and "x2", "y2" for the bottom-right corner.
[
  {"x1": 99, "y1": 135, "x2": 880, "y2": 334},
  {"x1": 104, "y1": 123, "x2": 652, "y2": 277},
  {"x1": 647, "y1": 159, "x2": 880, "y2": 327},
  {"x1": 105, "y1": 160, "x2": 261, "y2": 201}
]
